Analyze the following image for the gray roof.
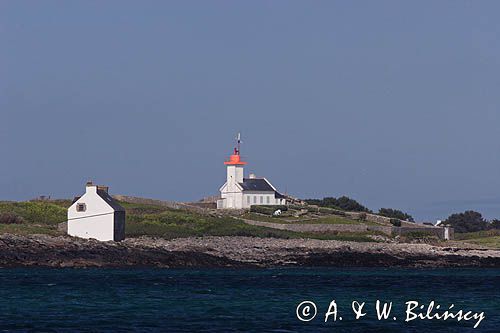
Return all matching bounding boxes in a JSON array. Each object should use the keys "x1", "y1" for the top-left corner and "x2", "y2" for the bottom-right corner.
[
  {"x1": 97, "y1": 190, "x2": 125, "y2": 212},
  {"x1": 240, "y1": 178, "x2": 275, "y2": 192},
  {"x1": 275, "y1": 192, "x2": 287, "y2": 199},
  {"x1": 239, "y1": 178, "x2": 286, "y2": 199}
]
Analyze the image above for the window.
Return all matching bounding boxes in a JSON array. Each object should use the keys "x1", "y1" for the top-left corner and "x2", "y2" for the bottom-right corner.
[
  {"x1": 247, "y1": 196, "x2": 250, "y2": 204},
  {"x1": 260, "y1": 196, "x2": 263, "y2": 204},
  {"x1": 76, "y1": 203, "x2": 86, "y2": 212},
  {"x1": 266, "y1": 196, "x2": 270, "y2": 204},
  {"x1": 253, "y1": 196, "x2": 257, "y2": 204}
]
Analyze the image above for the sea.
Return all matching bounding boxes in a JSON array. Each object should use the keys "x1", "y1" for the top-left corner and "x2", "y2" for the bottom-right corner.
[{"x1": 0, "y1": 268, "x2": 498, "y2": 332}]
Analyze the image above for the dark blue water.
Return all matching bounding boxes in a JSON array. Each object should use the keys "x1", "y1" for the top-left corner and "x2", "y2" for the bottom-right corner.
[{"x1": 0, "y1": 268, "x2": 498, "y2": 332}]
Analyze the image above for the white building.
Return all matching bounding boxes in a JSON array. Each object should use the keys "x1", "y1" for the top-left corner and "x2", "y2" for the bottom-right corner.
[
  {"x1": 67, "y1": 182, "x2": 125, "y2": 241},
  {"x1": 217, "y1": 134, "x2": 286, "y2": 209}
]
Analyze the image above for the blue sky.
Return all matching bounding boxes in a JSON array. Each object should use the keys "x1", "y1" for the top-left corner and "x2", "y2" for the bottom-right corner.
[{"x1": 2, "y1": 1, "x2": 500, "y2": 221}]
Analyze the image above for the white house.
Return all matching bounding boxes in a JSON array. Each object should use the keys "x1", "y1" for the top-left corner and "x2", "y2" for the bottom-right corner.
[
  {"x1": 217, "y1": 134, "x2": 287, "y2": 209},
  {"x1": 67, "y1": 182, "x2": 125, "y2": 241}
]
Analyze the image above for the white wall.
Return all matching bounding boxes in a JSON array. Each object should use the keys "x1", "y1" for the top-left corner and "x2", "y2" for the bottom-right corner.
[
  {"x1": 67, "y1": 185, "x2": 117, "y2": 241},
  {"x1": 68, "y1": 214, "x2": 115, "y2": 241},
  {"x1": 242, "y1": 192, "x2": 282, "y2": 208},
  {"x1": 220, "y1": 165, "x2": 285, "y2": 209},
  {"x1": 220, "y1": 190, "x2": 243, "y2": 209},
  {"x1": 226, "y1": 165, "x2": 244, "y2": 190}
]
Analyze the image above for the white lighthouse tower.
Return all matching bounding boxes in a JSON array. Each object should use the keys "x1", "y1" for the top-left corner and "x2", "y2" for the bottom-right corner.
[{"x1": 217, "y1": 133, "x2": 287, "y2": 209}]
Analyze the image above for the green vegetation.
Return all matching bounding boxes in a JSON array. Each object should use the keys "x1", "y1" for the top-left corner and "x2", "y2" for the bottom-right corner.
[
  {"x1": 241, "y1": 212, "x2": 299, "y2": 223},
  {"x1": 402, "y1": 231, "x2": 439, "y2": 242},
  {"x1": 390, "y1": 219, "x2": 402, "y2": 227},
  {"x1": 454, "y1": 229, "x2": 500, "y2": 240},
  {"x1": 318, "y1": 207, "x2": 347, "y2": 216},
  {"x1": 0, "y1": 201, "x2": 67, "y2": 225},
  {"x1": 463, "y1": 236, "x2": 500, "y2": 248},
  {"x1": 305, "y1": 196, "x2": 371, "y2": 212},
  {"x1": 249, "y1": 205, "x2": 287, "y2": 215},
  {"x1": 490, "y1": 219, "x2": 500, "y2": 229},
  {"x1": 21, "y1": 200, "x2": 500, "y2": 246},
  {"x1": 242, "y1": 212, "x2": 366, "y2": 225},
  {"x1": 454, "y1": 230, "x2": 500, "y2": 249},
  {"x1": 0, "y1": 200, "x2": 379, "y2": 241},
  {"x1": 302, "y1": 215, "x2": 379, "y2": 226},
  {"x1": 122, "y1": 202, "x2": 378, "y2": 241},
  {"x1": 378, "y1": 208, "x2": 414, "y2": 222},
  {"x1": 298, "y1": 232, "x2": 377, "y2": 242},
  {"x1": 443, "y1": 211, "x2": 490, "y2": 233},
  {"x1": 125, "y1": 205, "x2": 290, "y2": 239},
  {"x1": 0, "y1": 212, "x2": 24, "y2": 224},
  {"x1": 0, "y1": 224, "x2": 60, "y2": 236},
  {"x1": 0, "y1": 201, "x2": 67, "y2": 235}
]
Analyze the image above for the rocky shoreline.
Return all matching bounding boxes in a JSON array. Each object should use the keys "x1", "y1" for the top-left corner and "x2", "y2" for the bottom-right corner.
[{"x1": 0, "y1": 234, "x2": 498, "y2": 268}]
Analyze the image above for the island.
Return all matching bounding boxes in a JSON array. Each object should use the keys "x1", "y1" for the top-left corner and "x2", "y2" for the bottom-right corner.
[{"x1": 0, "y1": 196, "x2": 498, "y2": 268}]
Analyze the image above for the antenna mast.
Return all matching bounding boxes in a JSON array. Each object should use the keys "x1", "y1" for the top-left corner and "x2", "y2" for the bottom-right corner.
[{"x1": 235, "y1": 132, "x2": 241, "y2": 155}]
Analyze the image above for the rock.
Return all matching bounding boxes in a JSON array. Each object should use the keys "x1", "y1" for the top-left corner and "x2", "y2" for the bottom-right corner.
[
  {"x1": 57, "y1": 222, "x2": 67, "y2": 233},
  {"x1": 0, "y1": 234, "x2": 498, "y2": 268}
]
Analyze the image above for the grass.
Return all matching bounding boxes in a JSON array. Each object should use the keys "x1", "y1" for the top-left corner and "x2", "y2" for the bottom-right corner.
[
  {"x1": 454, "y1": 229, "x2": 500, "y2": 240},
  {"x1": 306, "y1": 216, "x2": 379, "y2": 225},
  {"x1": 454, "y1": 230, "x2": 500, "y2": 249},
  {"x1": 125, "y1": 208, "x2": 296, "y2": 239},
  {"x1": 241, "y1": 212, "x2": 375, "y2": 225},
  {"x1": 241, "y1": 212, "x2": 298, "y2": 223},
  {"x1": 464, "y1": 236, "x2": 500, "y2": 248},
  {"x1": 0, "y1": 200, "x2": 381, "y2": 242},
  {"x1": 0, "y1": 224, "x2": 60, "y2": 236},
  {"x1": 0, "y1": 201, "x2": 67, "y2": 235}
]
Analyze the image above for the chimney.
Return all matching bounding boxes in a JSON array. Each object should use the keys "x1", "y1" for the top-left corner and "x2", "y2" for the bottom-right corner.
[
  {"x1": 97, "y1": 186, "x2": 109, "y2": 193},
  {"x1": 249, "y1": 173, "x2": 256, "y2": 179},
  {"x1": 85, "y1": 181, "x2": 97, "y2": 193}
]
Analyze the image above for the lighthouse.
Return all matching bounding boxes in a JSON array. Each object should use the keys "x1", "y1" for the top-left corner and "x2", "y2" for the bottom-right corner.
[{"x1": 217, "y1": 133, "x2": 287, "y2": 209}]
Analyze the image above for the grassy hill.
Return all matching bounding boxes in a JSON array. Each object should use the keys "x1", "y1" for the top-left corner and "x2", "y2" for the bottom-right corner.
[
  {"x1": 241, "y1": 212, "x2": 379, "y2": 225},
  {"x1": 1, "y1": 199, "x2": 499, "y2": 247},
  {"x1": 454, "y1": 230, "x2": 500, "y2": 248},
  {"x1": 0, "y1": 200, "x2": 378, "y2": 241},
  {"x1": 0, "y1": 201, "x2": 68, "y2": 235}
]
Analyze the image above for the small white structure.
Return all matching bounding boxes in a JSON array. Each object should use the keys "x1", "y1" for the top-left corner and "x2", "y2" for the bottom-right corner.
[
  {"x1": 67, "y1": 182, "x2": 125, "y2": 241},
  {"x1": 443, "y1": 226, "x2": 451, "y2": 240},
  {"x1": 217, "y1": 134, "x2": 287, "y2": 209}
]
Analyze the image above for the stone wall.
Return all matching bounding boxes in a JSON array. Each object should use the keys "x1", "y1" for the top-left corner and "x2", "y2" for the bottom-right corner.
[
  {"x1": 113, "y1": 195, "x2": 211, "y2": 214},
  {"x1": 394, "y1": 226, "x2": 447, "y2": 239},
  {"x1": 243, "y1": 220, "x2": 370, "y2": 233},
  {"x1": 345, "y1": 212, "x2": 408, "y2": 225},
  {"x1": 366, "y1": 225, "x2": 393, "y2": 235},
  {"x1": 242, "y1": 219, "x2": 453, "y2": 239}
]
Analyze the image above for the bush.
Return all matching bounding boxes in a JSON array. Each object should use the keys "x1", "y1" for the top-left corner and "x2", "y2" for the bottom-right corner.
[
  {"x1": 390, "y1": 218, "x2": 401, "y2": 227},
  {"x1": 0, "y1": 213, "x2": 24, "y2": 224},
  {"x1": 288, "y1": 204, "x2": 306, "y2": 210},
  {"x1": 490, "y1": 219, "x2": 500, "y2": 229},
  {"x1": 358, "y1": 212, "x2": 367, "y2": 221},
  {"x1": 454, "y1": 229, "x2": 500, "y2": 240},
  {"x1": 304, "y1": 196, "x2": 371, "y2": 212},
  {"x1": 250, "y1": 205, "x2": 286, "y2": 215},
  {"x1": 331, "y1": 210, "x2": 347, "y2": 217},
  {"x1": 444, "y1": 211, "x2": 489, "y2": 233},
  {"x1": 0, "y1": 201, "x2": 67, "y2": 225},
  {"x1": 318, "y1": 207, "x2": 347, "y2": 216},
  {"x1": 378, "y1": 208, "x2": 414, "y2": 222}
]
